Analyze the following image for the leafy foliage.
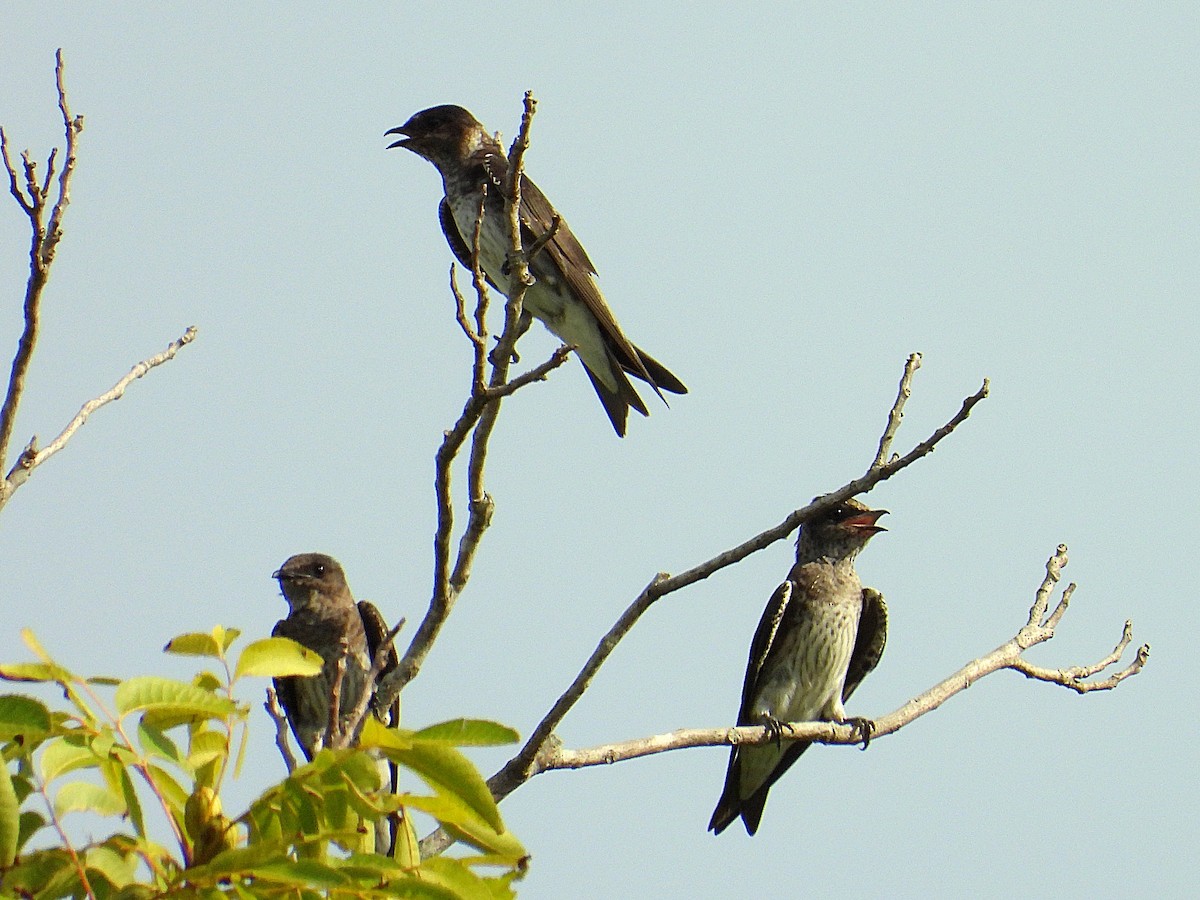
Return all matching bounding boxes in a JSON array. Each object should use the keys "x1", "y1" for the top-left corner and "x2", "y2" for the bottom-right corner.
[{"x1": 0, "y1": 627, "x2": 526, "y2": 898}]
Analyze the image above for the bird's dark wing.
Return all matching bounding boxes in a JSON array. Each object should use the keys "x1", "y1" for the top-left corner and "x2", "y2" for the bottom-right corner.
[
  {"x1": 735, "y1": 580, "x2": 793, "y2": 726},
  {"x1": 843, "y1": 588, "x2": 887, "y2": 703},
  {"x1": 356, "y1": 601, "x2": 401, "y2": 855},
  {"x1": 710, "y1": 579, "x2": 800, "y2": 835},
  {"x1": 479, "y1": 154, "x2": 680, "y2": 398},
  {"x1": 356, "y1": 601, "x2": 399, "y2": 724},
  {"x1": 439, "y1": 198, "x2": 501, "y2": 290},
  {"x1": 271, "y1": 618, "x2": 315, "y2": 761}
]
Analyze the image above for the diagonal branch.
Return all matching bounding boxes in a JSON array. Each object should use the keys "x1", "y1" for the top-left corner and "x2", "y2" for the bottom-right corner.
[{"x1": 0, "y1": 326, "x2": 198, "y2": 512}]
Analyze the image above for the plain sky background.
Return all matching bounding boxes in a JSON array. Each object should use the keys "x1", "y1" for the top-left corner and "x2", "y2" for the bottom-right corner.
[{"x1": 1, "y1": 4, "x2": 1195, "y2": 897}]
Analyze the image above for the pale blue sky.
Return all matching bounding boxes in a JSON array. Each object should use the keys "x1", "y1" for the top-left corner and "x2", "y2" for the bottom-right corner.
[{"x1": 1, "y1": 4, "x2": 1195, "y2": 897}]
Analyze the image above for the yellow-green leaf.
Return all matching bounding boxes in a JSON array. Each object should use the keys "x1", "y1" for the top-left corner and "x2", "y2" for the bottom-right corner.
[
  {"x1": 163, "y1": 632, "x2": 221, "y2": 658},
  {"x1": 40, "y1": 739, "x2": 98, "y2": 783},
  {"x1": 114, "y1": 676, "x2": 238, "y2": 719},
  {"x1": 54, "y1": 781, "x2": 126, "y2": 818},
  {"x1": 415, "y1": 719, "x2": 519, "y2": 746},
  {"x1": 0, "y1": 759, "x2": 19, "y2": 867},
  {"x1": 421, "y1": 856, "x2": 515, "y2": 900},
  {"x1": 357, "y1": 717, "x2": 414, "y2": 751},
  {"x1": 214, "y1": 625, "x2": 242, "y2": 653},
  {"x1": 0, "y1": 662, "x2": 64, "y2": 683},
  {"x1": 443, "y1": 817, "x2": 528, "y2": 863},
  {"x1": 0, "y1": 694, "x2": 52, "y2": 741},
  {"x1": 85, "y1": 844, "x2": 139, "y2": 887},
  {"x1": 383, "y1": 739, "x2": 503, "y2": 833},
  {"x1": 137, "y1": 719, "x2": 182, "y2": 763},
  {"x1": 234, "y1": 637, "x2": 323, "y2": 680},
  {"x1": 17, "y1": 810, "x2": 45, "y2": 851}
]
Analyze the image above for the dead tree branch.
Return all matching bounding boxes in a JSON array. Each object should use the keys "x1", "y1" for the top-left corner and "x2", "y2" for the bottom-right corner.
[
  {"x1": 0, "y1": 52, "x2": 197, "y2": 514},
  {"x1": 0, "y1": 327, "x2": 198, "y2": 512}
]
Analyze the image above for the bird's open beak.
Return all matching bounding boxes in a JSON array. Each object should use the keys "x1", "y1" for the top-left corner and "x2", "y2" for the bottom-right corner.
[
  {"x1": 844, "y1": 508, "x2": 888, "y2": 534},
  {"x1": 385, "y1": 125, "x2": 411, "y2": 150}
]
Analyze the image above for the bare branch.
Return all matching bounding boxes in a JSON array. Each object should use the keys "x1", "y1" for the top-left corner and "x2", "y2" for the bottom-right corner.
[
  {"x1": 0, "y1": 51, "x2": 84, "y2": 470},
  {"x1": 874, "y1": 352, "x2": 921, "y2": 466},
  {"x1": 326, "y1": 640, "x2": 348, "y2": 749},
  {"x1": 340, "y1": 617, "x2": 405, "y2": 744},
  {"x1": 0, "y1": 326, "x2": 199, "y2": 511},
  {"x1": 1008, "y1": 621, "x2": 1148, "y2": 693},
  {"x1": 484, "y1": 344, "x2": 573, "y2": 400},
  {"x1": 264, "y1": 688, "x2": 299, "y2": 773}
]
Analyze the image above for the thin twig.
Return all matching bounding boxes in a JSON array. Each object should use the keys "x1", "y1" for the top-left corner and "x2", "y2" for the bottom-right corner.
[
  {"x1": 874, "y1": 352, "x2": 921, "y2": 467},
  {"x1": 0, "y1": 50, "x2": 83, "y2": 471},
  {"x1": 484, "y1": 345, "x2": 573, "y2": 399},
  {"x1": 0, "y1": 326, "x2": 199, "y2": 510},
  {"x1": 265, "y1": 688, "x2": 299, "y2": 773},
  {"x1": 340, "y1": 618, "x2": 406, "y2": 744},
  {"x1": 326, "y1": 639, "x2": 349, "y2": 749}
]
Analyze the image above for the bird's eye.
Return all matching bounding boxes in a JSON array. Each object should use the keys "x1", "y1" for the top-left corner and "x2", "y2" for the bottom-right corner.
[{"x1": 313, "y1": 563, "x2": 325, "y2": 576}]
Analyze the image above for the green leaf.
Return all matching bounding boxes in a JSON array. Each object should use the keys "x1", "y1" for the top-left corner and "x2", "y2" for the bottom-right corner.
[
  {"x1": 421, "y1": 856, "x2": 516, "y2": 900},
  {"x1": 214, "y1": 625, "x2": 242, "y2": 653},
  {"x1": 0, "y1": 694, "x2": 52, "y2": 741},
  {"x1": 54, "y1": 780, "x2": 126, "y2": 818},
  {"x1": 183, "y1": 839, "x2": 289, "y2": 880},
  {"x1": 40, "y1": 738, "x2": 98, "y2": 783},
  {"x1": 357, "y1": 716, "x2": 414, "y2": 751},
  {"x1": 0, "y1": 849, "x2": 79, "y2": 897},
  {"x1": 252, "y1": 858, "x2": 351, "y2": 888},
  {"x1": 0, "y1": 759, "x2": 19, "y2": 867},
  {"x1": 382, "y1": 737, "x2": 504, "y2": 833},
  {"x1": 146, "y1": 764, "x2": 189, "y2": 820},
  {"x1": 85, "y1": 844, "x2": 139, "y2": 887},
  {"x1": 398, "y1": 792, "x2": 526, "y2": 862},
  {"x1": 415, "y1": 719, "x2": 520, "y2": 746},
  {"x1": 114, "y1": 676, "x2": 239, "y2": 719},
  {"x1": 187, "y1": 728, "x2": 229, "y2": 774},
  {"x1": 443, "y1": 817, "x2": 528, "y2": 863},
  {"x1": 0, "y1": 662, "x2": 65, "y2": 683},
  {"x1": 117, "y1": 765, "x2": 146, "y2": 837},
  {"x1": 20, "y1": 629, "x2": 55, "y2": 664},
  {"x1": 16, "y1": 809, "x2": 46, "y2": 850},
  {"x1": 234, "y1": 637, "x2": 324, "y2": 680},
  {"x1": 137, "y1": 719, "x2": 182, "y2": 763},
  {"x1": 163, "y1": 632, "x2": 221, "y2": 658}
]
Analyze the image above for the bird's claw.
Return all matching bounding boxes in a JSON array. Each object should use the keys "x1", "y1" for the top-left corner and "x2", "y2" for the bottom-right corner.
[
  {"x1": 761, "y1": 715, "x2": 794, "y2": 749},
  {"x1": 847, "y1": 716, "x2": 876, "y2": 750}
]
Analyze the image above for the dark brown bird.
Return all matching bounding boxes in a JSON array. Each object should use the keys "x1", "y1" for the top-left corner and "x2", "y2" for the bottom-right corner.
[
  {"x1": 386, "y1": 104, "x2": 687, "y2": 436},
  {"x1": 709, "y1": 498, "x2": 888, "y2": 836},
  {"x1": 271, "y1": 553, "x2": 398, "y2": 760}
]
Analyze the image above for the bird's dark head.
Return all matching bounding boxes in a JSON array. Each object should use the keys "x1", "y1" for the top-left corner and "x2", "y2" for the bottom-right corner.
[
  {"x1": 796, "y1": 497, "x2": 888, "y2": 563},
  {"x1": 386, "y1": 105, "x2": 489, "y2": 170},
  {"x1": 273, "y1": 553, "x2": 348, "y2": 612}
]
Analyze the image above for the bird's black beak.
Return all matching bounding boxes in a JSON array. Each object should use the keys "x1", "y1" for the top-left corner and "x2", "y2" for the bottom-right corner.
[
  {"x1": 385, "y1": 125, "x2": 411, "y2": 150},
  {"x1": 844, "y1": 508, "x2": 888, "y2": 534},
  {"x1": 271, "y1": 568, "x2": 283, "y2": 580}
]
